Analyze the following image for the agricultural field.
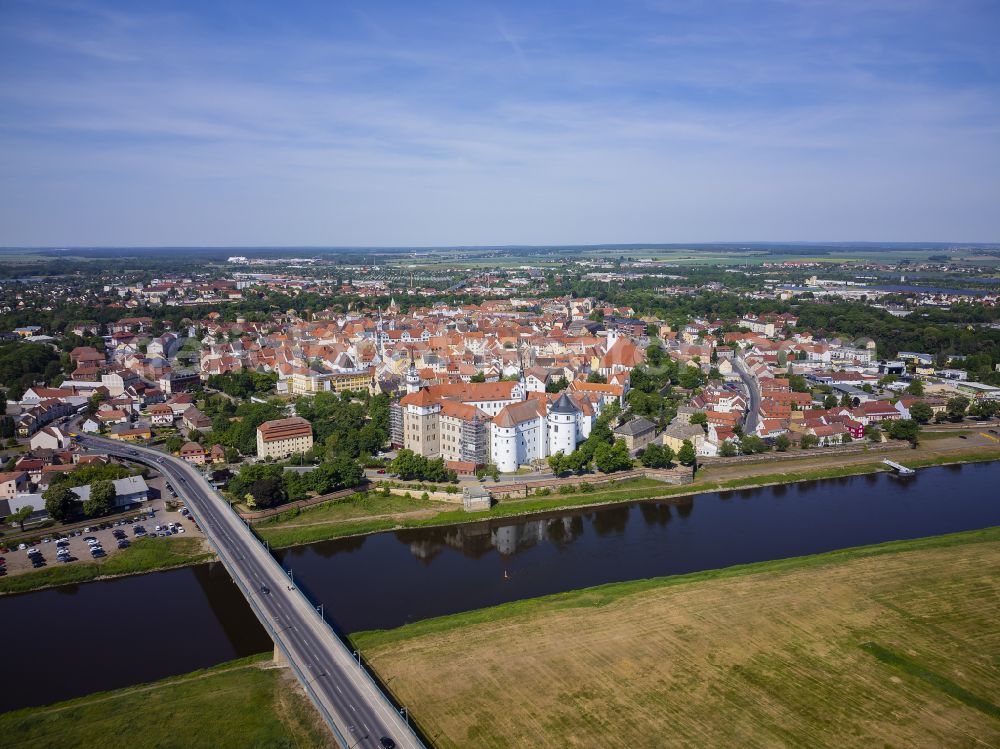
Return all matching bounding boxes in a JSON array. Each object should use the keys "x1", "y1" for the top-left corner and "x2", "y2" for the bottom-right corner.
[{"x1": 355, "y1": 527, "x2": 1000, "y2": 748}]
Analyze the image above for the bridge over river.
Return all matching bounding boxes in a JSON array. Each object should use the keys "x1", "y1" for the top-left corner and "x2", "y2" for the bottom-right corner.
[{"x1": 79, "y1": 435, "x2": 423, "y2": 749}]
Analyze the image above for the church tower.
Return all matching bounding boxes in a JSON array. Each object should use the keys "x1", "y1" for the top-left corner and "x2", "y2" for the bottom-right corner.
[{"x1": 406, "y1": 350, "x2": 421, "y2": 394}]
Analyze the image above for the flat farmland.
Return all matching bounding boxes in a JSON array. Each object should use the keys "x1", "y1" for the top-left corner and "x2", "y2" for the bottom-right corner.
[{"x1": 355, "y1": 527, "x2": 1000, "y2": 748}]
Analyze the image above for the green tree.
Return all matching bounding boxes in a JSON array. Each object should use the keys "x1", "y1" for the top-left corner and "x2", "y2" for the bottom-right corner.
[
  {"x1": 586, "y1": 371, "x2": 607, "y2": 384},
  {"x1": 822, "y1": 394, "x2": 839, "y2": 410},
  {"x1": 43, "y1": 484, "x2": 78, "y2": 522},
  {"x1": 718, "y1": 441, "x2": 737, "y2": 457},
  {"x1": 547, "y1": 452, "x2": 566, "y2": 475},
  {"x1": 800, "y1": 434, "x2": 819, "y2": 449},
  {"x1": 248, "y1": 477, "x2": 285, "y2": 509},
  {"x1": 165, "y1": 434, "x2": 185, "y2": 453},
  {"x1": 774, "y1": 433, "x2": 791, "y2": 452},
  {"x1": 545, "y1": 377, "x2": 569, "y2": 393},
  {"x1": 677, "y1": 440, "x2": 696, "y2": 466},
  {"x1": 470, "y1": 371, "x2": 486, "y2": 383},
  {"x1": 689, "y1": 412, "x2": 708, "y2": 429},
  {"x1": 905, "y1": 379, "x2": 925, "y2": 396},
  {"x1": 594, "y1": 439, "x2": 632, "y2": 473},
  {"x1": 740, "y1": 434, "x2": 769, "y2": 454},
  {"x1": 640, "y1": 443, "x2": 674, "y2": 468},
  {"x1": 83, "y1": 479, "x2": 115, "y2": 517},
  {"x1": 909, "y1": 401, "x2": 933, "y2": 424},
  {"x1": 11, "y1": 504, "x2": 33, "y2": 531},
  {"x1": 885, "y1": 418, "x2": 920, "y2": 446},
  {"x1": 946, "y1": 396, "x2": 970, "y2": 422}
]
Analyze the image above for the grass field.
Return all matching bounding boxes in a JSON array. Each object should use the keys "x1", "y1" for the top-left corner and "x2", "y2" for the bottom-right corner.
[
  {"x1": 354, "y1": 526, "x2": 1000, "y2": 748},
  {"x1": 256, "y1": 491, "x2": 442, "y2": 527},
  {"x1": 0, "y1": 537, "x2": 213, "y2": 595},
  {"x1": 0, "y1": 654, "x2": 329, "y2": 749}
]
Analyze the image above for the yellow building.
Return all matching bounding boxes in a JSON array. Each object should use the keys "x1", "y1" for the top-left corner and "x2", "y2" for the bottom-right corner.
[{"x1": 256, "y1": 416, "x2": 314, "y2": 460}]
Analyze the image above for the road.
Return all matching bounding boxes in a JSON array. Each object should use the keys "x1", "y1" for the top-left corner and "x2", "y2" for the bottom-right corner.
[
  {"x1": 734, "y1": 358, "x2": 761, "y2": 435},
  {"x1": 80, "y1": 434, "x2": 422, "y2": 749}
]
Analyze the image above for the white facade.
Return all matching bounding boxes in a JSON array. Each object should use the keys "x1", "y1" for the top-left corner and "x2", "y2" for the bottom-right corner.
[
  {"x1": 491, "y1": 393, "x2": 590, "y2": 473},
  {"x1": 547, "y1": 408, "x2": 577, "y2": 456},
  {"x1": 491, "y1": 414, "x2": 547, "y2": 473}
]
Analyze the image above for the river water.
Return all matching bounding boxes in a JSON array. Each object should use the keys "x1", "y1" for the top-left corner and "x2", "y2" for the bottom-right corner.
[{"x1": 3, "y1": 462, "x2": 998, "y2": 713}]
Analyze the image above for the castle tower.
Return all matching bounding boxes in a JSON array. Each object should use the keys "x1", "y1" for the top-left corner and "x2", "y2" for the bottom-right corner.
[{"x1": 547, "y1": 392, "x2": 580, "y2": 457}]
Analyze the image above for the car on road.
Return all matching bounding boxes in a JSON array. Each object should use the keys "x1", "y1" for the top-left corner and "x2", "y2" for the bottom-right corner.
[
  {"x1": 26, "y1": 547, "x2": 39, "y2": 555},
  {"x1": 380, "y1": 737, "x2": 396, "y2": 749},
  {"x1": 128, "y1": 450, "x2": 139, "y2": 456}
]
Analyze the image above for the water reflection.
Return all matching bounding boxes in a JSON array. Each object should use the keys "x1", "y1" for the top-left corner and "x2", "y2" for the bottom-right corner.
[{"x1": 6, "y1": 462, "x2": 1000, "y2": 712}]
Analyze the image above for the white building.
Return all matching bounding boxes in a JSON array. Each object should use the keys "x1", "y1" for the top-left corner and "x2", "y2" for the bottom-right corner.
[
  {"x1": 491, "y1": 392, "x2": 594, "y2": 473},
  {"x1": 29, "y1": 425, "x2": 72, "y2": 451}
]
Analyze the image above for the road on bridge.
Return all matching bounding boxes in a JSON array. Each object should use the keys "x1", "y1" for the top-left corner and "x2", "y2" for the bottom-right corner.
[{"x1": 80, "y1": 434, "x2": 422, "y2": 749}]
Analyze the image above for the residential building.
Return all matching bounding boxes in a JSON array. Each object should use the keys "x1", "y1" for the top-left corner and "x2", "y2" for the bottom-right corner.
[
  {"x1": 256, "y1": 417, "x2": 314, "y2": 460},
  {"x1": 613, "y1": 416, "x2": 658, "y2": 453},
  {"x1": 0, "y1": 471, "x2": 29, "y2": 499},
  {"x1": 179, "y1": 442, "x2": 207, "y2": 465}
]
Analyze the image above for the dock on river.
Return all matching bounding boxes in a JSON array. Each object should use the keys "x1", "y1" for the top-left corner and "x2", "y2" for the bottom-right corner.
[{"x1": 883, "y1": 459, "x2": 916, "y2": 476}]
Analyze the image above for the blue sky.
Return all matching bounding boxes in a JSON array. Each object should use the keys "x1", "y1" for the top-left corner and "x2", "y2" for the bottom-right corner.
[{"x1": 1, "y1": 0, "x2": 998, "y2": 246}]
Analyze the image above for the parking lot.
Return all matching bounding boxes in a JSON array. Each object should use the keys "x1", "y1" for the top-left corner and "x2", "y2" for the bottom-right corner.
[{"x1": 2, "y1": 497, "x2": 205, "y2": 578}]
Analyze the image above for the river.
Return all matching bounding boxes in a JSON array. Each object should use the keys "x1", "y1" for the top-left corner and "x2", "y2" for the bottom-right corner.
[{"x1": 3, "y1": 462, "x2": 998, "y2": 713}]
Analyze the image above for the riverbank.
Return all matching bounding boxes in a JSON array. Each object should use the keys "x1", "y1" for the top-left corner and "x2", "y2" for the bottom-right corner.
[
  {"x1": 255, "y1": 432, "x2": 1000, "y2": 548},
  {"x1": 0, "y1": 537, "x2": 214, "y2": 596},
  {"x1": 0, "y1": 653, "x2": 329, "y2": 748},
  {"x1": 3, "y1": 433, "x2": 997, "y2": 596},
  {"x1": 352, "y1": 525, "x2": 1000, "y2": 748}
]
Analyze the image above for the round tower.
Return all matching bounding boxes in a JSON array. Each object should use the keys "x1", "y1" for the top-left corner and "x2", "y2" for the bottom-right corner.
[{"x1": 547, "y1": 392, "x2": 579, "y2": 457}]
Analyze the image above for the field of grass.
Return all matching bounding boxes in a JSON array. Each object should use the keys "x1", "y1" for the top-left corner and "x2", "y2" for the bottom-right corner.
[
  {"x1": 0, "y1": 654, "x2": 329, "y2": 749},
  {"x1": 0, "y1": 537, "x2": 212, "y2": 595},
  {"x1": 255, "y1": 491, "x2": 442, "y2": 527},
  {"x1": 354, "y1": 526, "x2": 1000, "y2": 748}
]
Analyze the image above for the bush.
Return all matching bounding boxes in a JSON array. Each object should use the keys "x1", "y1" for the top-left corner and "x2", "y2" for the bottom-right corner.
[
  {"x1": 559, "y1": 484, "x2": 576, "y2": 495},
  {"x1": 535, "y1": 487, "x2": 551, "y2": 496},
  {"x1": 420, "y1": 492, "x2": 429, "y2": 501},
  {"x1": 579, "y1": 482, "x2": 594, "y2": 493}
]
